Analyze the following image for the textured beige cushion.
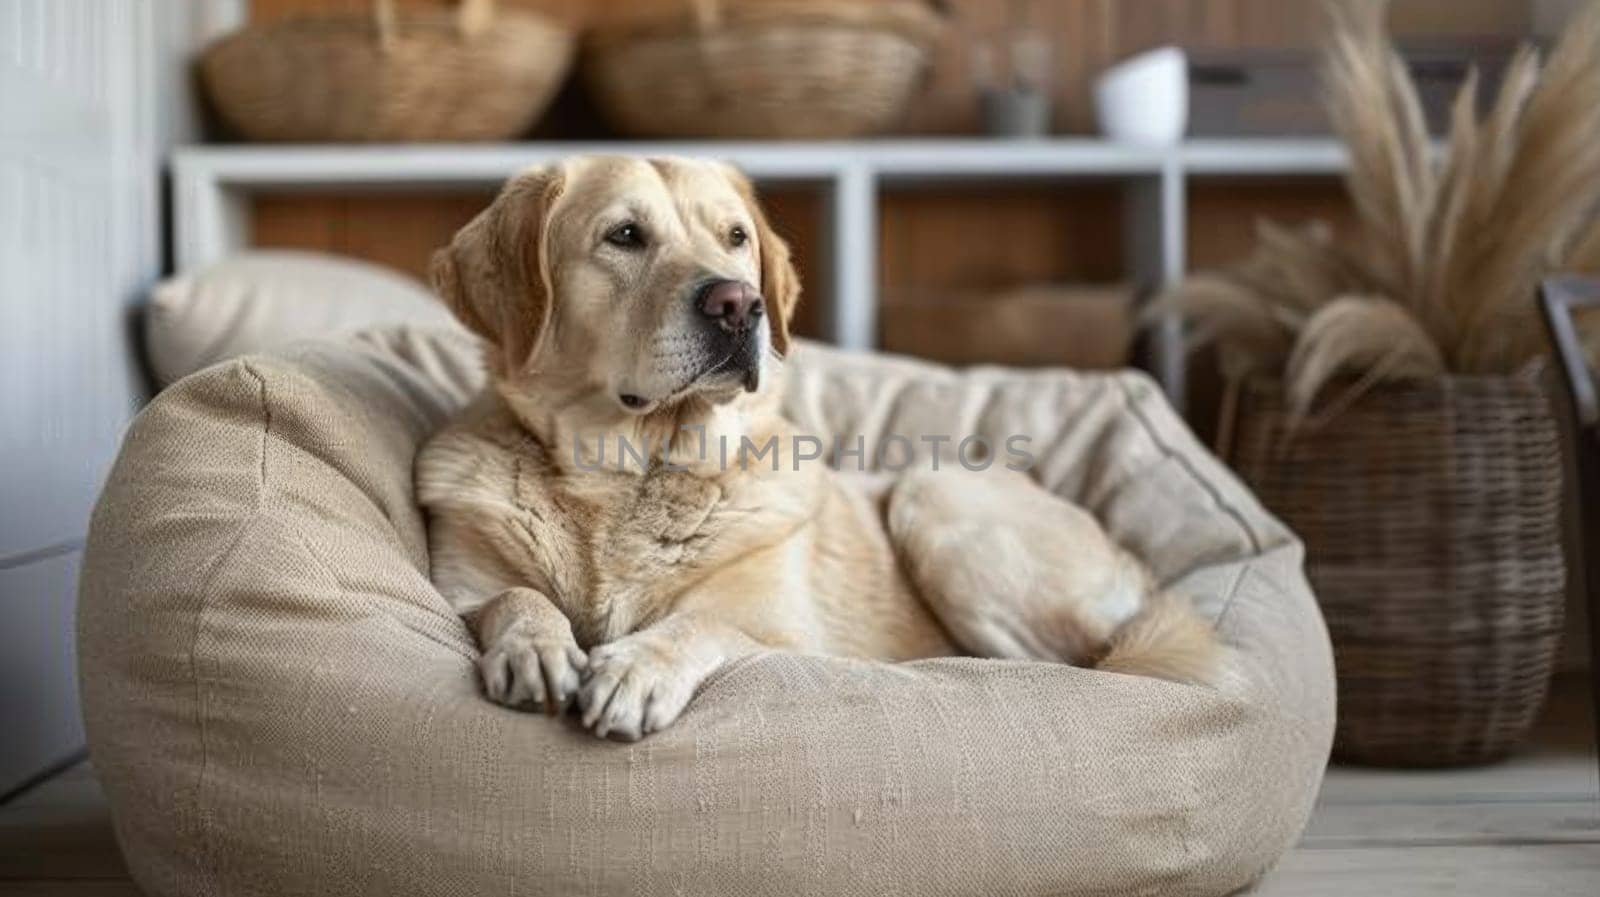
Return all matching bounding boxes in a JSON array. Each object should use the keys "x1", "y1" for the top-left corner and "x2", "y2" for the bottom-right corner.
[
  {"x1": 80, "y1": 330, "x2": 1334, "y2": 897},
  {"x1": 143, "y1": 250, "x2": 458, "y2": 387}
]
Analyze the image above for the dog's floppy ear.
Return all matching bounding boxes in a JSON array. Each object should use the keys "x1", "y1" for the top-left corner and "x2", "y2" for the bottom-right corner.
[
  {"x1": 430, "y1": 162, "x2": 566, "y2": 377},
  {"x1": 723, "y1": 164, "x2": 801, "y2": 357}
]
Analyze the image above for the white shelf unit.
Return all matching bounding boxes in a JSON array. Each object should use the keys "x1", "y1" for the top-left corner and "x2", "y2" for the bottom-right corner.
[{"x1": 171, "y1": 138, "x2": 1352, "y2": 407}]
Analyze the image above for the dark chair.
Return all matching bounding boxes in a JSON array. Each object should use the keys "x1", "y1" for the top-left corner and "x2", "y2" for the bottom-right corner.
[{"x1": 1539, "y1": 275, "x2": 1600, "y2": 787}]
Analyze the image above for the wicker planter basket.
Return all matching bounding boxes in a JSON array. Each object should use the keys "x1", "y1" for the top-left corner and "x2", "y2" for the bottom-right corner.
[
  {"x1": 1222, "y1": 374, "x2": 1565, "y2": 767},
  {"x1": 583, "y1": 0, "x2": 946, "y2": 139},
  {"x1": 200, "y1": 0, "x2": 573, "y2": 142}
]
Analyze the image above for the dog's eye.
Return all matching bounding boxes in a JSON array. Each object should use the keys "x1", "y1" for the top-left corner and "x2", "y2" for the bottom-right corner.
[
  {"x1": 605, "y1": 222, "x2": 647, "y2": 249},
  {"x1": 728, "y1": 225, "x2": 748, "y2": 248}
]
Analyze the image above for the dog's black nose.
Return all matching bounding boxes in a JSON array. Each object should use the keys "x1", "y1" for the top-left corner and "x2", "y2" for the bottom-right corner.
[{"x1": 697, "y1": 279, "x2": 763, "y2": 331}]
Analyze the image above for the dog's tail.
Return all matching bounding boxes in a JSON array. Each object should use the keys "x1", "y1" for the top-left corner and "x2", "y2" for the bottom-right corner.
[{"x1": 1094, "y1": 590, "x2": 1230, "y2": 688}]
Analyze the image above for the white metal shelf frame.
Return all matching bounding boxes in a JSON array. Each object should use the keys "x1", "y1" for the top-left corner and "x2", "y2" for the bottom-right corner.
[{"x1": 171, "y1": 138, "x2": 1351, "y2": 405}]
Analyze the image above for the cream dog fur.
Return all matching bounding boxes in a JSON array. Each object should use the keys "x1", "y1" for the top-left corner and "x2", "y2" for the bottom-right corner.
[{"x1": 416, "y1": 156, "x2": 1224, "y2": 741}]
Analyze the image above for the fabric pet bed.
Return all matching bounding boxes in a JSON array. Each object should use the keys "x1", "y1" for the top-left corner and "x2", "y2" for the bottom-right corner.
[{"x1": 80, "y1": 314, "x2": 1334, "y2": 895}]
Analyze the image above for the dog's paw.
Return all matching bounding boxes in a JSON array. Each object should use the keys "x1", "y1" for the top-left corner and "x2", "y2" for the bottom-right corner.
[
  {"x1": 577, "y1": 633, "x2": 700, "y2": 741},
  {"x1": 479, "y1": 621, "x2": 587, "y2": 714}
]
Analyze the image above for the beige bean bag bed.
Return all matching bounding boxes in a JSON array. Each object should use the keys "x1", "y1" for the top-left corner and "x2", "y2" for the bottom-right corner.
[{"x1": 81, "y1": 258, "x2": 1334, "y2": 896}]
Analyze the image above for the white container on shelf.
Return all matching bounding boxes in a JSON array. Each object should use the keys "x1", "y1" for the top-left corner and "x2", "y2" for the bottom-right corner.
[{"x1": 1094, "y1": 46, "x2": 1189, "y2": 145}]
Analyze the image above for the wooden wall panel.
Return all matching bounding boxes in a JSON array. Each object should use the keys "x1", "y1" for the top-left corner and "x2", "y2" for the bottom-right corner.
[
  {"x1": 1186, "y1": 178, "x2": 1354, "y2": 270},
  {"x1": 879, "y1": 183, "x2": 1124, "y2": 296},
  {"x1": 246, "y1": 1, "x2": 1535, "y2": 137},
  {"x1": 255, "y1": 192, "x2": 494, "y2": 279},
  {"x1": 905, "y1": 0, "x2": 1531, "y2": 135},
  {"x1": 253, "y1": 186, "x2": 830, "y2": 338},
  {"x1": 758, "y1": 188, "x2": 825, "y2": 339},
  {"x1": 250, "y1": 182, "x2": 1123, "y2": 343}
]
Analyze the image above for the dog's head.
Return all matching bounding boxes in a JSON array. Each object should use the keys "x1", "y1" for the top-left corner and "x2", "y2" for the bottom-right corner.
[{"x1": 431, "y1": 156, "x2": 799, "y2": 416}]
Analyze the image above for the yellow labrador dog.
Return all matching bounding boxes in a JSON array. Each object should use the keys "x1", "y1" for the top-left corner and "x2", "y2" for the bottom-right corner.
[{"x1": 417, "y1": 156, "x2": 1224, "y2": 741}]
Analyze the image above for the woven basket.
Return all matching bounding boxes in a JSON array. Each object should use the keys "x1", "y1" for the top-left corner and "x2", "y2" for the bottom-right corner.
[
  {"x1": 583, "y1": 0, "x2": 946, "y2": 139},
  {"x1": 1223, "y1": 374, "x2": 1565, "y2": 767},
  {"x1": 200, "y1": 0, "x2": 573, "y2": 142}
]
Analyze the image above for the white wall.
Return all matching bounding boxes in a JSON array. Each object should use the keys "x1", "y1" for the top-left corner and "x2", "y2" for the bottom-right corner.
[{"x1": 0, "y1": 0, "x2": 234, "y2": 797}]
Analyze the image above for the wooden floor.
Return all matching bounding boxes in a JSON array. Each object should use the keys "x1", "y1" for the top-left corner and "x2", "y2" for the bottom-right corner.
[{"x1": 2, "y1": 679, "x2": 1595, "y2": 896}]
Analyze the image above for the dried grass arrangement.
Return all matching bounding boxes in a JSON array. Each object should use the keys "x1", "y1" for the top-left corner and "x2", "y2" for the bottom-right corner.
[
  {"x1": 1161, "y1": 0, "x2": 1600, "y2": 766},
  {"x1": 1161, "y1": 0, "x2": 1600, "y2": 421}
]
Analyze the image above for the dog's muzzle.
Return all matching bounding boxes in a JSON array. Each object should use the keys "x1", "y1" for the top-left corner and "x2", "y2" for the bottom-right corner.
[
  {"x1": 696, "y1": 279, "x2": 764, "y2": 332},
  {"x1": 696, "y1": 279, "x2": 765, "y2": 390}
]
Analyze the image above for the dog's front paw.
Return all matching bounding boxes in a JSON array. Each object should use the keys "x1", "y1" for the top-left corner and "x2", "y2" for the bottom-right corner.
[
  {"x1": 578, "y1": 633, "x2": 701, "y2": 741},
  {"x1": 479, "y1": 620, "x2": 587, "y2": 714}
]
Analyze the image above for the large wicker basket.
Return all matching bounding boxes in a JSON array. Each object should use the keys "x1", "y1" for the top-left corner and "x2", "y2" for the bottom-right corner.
[
  {"x1": 1222, "y1": 374, "x2": 1566, "y2": 767},
  {"x1": 583, "y1": 0, "x2": 946, "y2": 139},
  {"x1": 200, "y1": 0, "x2": 573, "y2": 142}
]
